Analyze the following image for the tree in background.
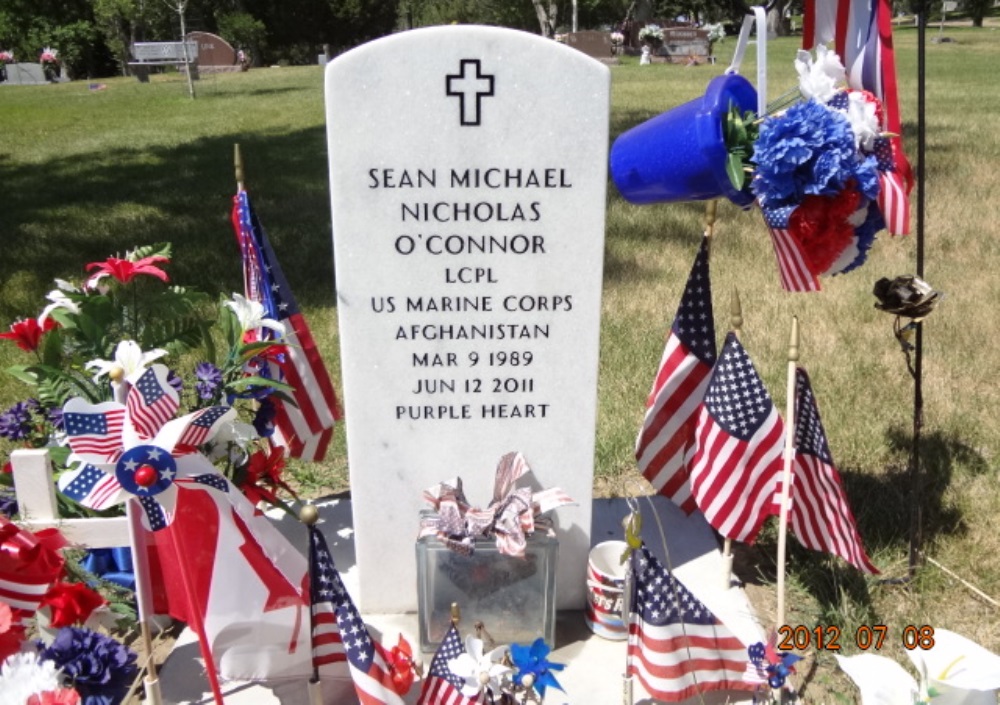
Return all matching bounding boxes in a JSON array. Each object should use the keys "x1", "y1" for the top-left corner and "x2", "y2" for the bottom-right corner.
[{"x1": 960, "y1": 0, "x2": 992, "y2": 26}]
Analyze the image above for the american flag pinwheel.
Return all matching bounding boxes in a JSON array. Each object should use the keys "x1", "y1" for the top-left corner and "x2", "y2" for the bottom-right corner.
[{"x1": 58, "y1": 364, "x2": 236, "y2": 531}]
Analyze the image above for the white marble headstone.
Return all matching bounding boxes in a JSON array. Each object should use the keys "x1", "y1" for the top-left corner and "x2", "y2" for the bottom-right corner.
[{"x1": 326, "y1": 25, "x2": 610, "y2": 613}]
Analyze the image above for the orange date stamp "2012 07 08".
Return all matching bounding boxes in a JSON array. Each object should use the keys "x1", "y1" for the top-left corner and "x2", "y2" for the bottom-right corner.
[{"x1": 776, "y1": 624, "x2": 937, "y2": 651}]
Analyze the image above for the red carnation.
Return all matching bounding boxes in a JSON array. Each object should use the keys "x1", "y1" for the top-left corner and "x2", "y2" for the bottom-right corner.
[
  {"x1": 39, "y1": 581, "x2": 107, "y2": 628},
  {"x1": 789, "y1": 186, "x2": 862, "y2": 275},
  {"x1": 0, "y1": 317, "x2": 58, "y2": 352}
]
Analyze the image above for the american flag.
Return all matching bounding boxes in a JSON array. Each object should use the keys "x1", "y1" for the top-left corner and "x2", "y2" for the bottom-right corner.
[
  {"x1": 627, "y1": 544, "x2": 764, "y2": 701},
  {"x1": 786, "y1": 368, "x2": 878, "y2": 573},
  {"x1": 175, "y1": 406, "x2": 233, "y2": 449},
  {"x1": 687, "y1": 332, "x2": 785, "y2": 543},
  {"x1": 232, "y1": 191, "x2": 341, "y2": 462},
  {"x1": 308, "y1": 525, "x2": 404, "y2": 705},
  {"x1": 60, "y1": 463, "x2": 122, "y2": 510},
  {"x1": 0, "y1": 516, "x2": 65, "y2": 626},
  {"x1": 127, "y1": 366, "x2": 179, "y2": 440},
  {"x1": 63, "y1": 401, "x2": 125, "y2": 458},
  {"x1": 803, "y1": 0, "x2": 911, "y2": 235},
  {"x1": 874, "y1": 136, "x2": 910, "y2": 238},
  {"x1": 417, "y1": 623, "x2": 485, "y2": 705},
  {"x1": 761, "y1": 205, "x2": 821, "y2": 293},
  {"x1": 635, "y1": 237, "x2": 717, "y2": 513}
]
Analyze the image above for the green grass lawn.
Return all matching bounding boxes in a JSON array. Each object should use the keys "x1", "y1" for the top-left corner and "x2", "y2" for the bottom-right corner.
[{"x1": 2, "y1": 29, "x2": 1000, "y2": 699}]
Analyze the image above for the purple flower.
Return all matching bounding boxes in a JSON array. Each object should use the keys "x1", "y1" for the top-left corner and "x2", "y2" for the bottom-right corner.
[
  {"x1": 39, "y1": 627, "x2": 138, "y2": 705},
  {"x1": 194, "y1": 362, "x2": 223, "y2": 400},
  {"x1": 752, "y1": 99, "x2": 859, "y2": 209},
  {"x1": 47, "y1": 406, "x2": 65, "y2": 431},
  {"x1": 166, "y1": 369, "x2": 184, "y2": 394},
  {"x1": 0, "y1": 401, "x2": 33, "y2": 441}
]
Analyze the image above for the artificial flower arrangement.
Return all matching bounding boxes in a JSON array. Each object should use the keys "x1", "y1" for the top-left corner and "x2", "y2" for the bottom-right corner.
[
  {"x1": 723, "y1": 45, "x2": 898, "y2": 278},
  {"x1": 704, "y1": 22, "x2": 726, "y2": 46},
  {"x1": 0, "y1": 50, "x2": 13, "y2": 66},
  {"x1": 0, "y1": 517, "x2": 139, "y2": 705},
  {"x1": 0, "y1": 243, "x2": 300, "y2": 521},
  {"x1": 638, "y1": 24, "x2": 664, "y2": 46},
  {"x1": 39, "y1": 47, "x2": 59, "y2": 81},
  {"x1": 610, "y1": 31, "x2": 624, "y2": 48}
]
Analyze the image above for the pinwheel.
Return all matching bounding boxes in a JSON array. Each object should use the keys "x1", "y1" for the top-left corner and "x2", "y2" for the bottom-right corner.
[
  {"x1": 57, "y1": 364, "x2": 235, "y2": 530},
  {"x1": 748, "y1": 636, "x2": 802, "y2": 689}
]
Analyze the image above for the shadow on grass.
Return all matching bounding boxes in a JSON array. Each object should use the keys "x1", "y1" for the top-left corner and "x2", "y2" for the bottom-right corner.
[
  {"x1": 0, "y1": 125, "x2": 335, "y2": 322},
  {"x1": 736, "y1": 426, "x2": 985, "y2": 621}
]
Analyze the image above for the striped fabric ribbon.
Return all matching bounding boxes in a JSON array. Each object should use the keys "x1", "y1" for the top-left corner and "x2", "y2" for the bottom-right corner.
[{"x1": 418, "y1": 451, "x2": 574, "y2": 557}]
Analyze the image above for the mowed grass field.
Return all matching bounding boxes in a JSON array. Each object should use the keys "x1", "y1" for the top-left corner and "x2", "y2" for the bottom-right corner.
[{"x1": 1, "y1": 27, "x2": 999, "y2": 699}]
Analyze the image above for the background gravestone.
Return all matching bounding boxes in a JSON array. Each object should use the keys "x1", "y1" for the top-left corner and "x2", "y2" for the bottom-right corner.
[
  {"x1": 565, "y1": 30, "x2": 617, "y2": 64},
  {"x1": 662, "y1": 27, "x2": 711, "y2": 63},
  {"x1": 326, "y1": 25, "x2": 610, "y2": 613},
  {"x1": 186, "y1": 31, "x2": 237, "y2": 72}
]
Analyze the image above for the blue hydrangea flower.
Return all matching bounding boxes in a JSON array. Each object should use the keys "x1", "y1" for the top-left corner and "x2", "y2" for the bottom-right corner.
[
  {"x1": 194, "y1": 362, "x2": 223, "y2": 400},
  {"x1": 0, "y1": 488, "x2": 17, "y2": 518},
  {"x1": 752, "y1": 99, "x2": 860, "y2": 209},
  {"x1": 39, "y1": 627, "x2": 138, "y2": 705}
]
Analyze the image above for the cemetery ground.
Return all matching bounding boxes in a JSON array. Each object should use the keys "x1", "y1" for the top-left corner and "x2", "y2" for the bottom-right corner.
[{"x1": 1, "y1": 27, "x2": 999, "y2": 701}]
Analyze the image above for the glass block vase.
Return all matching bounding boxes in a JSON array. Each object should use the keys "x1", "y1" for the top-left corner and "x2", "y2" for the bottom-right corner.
[{"x1": 416, "y1": 531, "x2": 558, "y2": 653}]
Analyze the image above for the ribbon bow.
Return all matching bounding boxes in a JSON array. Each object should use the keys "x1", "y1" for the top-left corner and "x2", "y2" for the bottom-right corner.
[
  {"x1": 419, "y1": 452, "x2": 574, "y2": 557},
  {"x1": 0, "y1": 516, "x2": 66, "y2": 622}
]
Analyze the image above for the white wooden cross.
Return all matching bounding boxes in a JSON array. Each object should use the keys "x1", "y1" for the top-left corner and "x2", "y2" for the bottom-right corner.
[{"x1": 10, "y1": 448, "x2": 129, "y2": 548}]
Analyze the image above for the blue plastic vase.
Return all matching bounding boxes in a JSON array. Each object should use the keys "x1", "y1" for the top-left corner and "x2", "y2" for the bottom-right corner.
[{"x1": 610, "y1": 73, "x2": 758, "y2": 207}]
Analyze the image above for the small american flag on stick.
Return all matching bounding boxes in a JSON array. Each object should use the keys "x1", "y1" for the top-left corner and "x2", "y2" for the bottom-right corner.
[{"x1": 232, "y1": 190, "x2": 341, "y2": 462}]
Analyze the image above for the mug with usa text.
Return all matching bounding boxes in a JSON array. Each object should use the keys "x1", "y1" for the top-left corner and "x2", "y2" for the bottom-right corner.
[{"x1": 585, "y1": 541, "x2": 628, "y2": 640}]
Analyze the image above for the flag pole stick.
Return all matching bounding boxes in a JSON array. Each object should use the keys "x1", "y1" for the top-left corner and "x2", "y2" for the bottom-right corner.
[
  {"x1": 164, "y1": 524, "x2": 226, "y2": 705},
  {"x1": 775, "y1": 316, "x2": 799, "y2": 631},
  {"x1": 299, "y1": 505, "x2": 324, "y2": 705},
  {"x1": 234, "y1": 143, "x2": 245, "y2": 192},
  {"x1": 126, "y1": 499, "x2": 164, "y2": 705},
  {"x1": 719, "y1": 287, "x2": 743, "y2": 589}
]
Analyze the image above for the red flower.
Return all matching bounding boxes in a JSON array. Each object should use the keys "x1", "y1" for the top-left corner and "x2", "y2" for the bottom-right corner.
[
  {"x1": 378, "y1": 634, "x2": 417, "y2": 695},
  {"x1": 85, "y1": 254, "x2": 170, "y2": 287},
  {"x1": 789, "y1": 186, "x2": 862, "y2": 275},
  {"x1": 239, "y1": 446, "x2": 297, "y2": 507},
  {"x1": 0, "y1": 317, "x2": 58, "y2": 352},
  {"x1": 39, "y1": 581, "x2": 107, "y2": 628},
  {"x1": 0, "y1": 600, "x2": 26, "y2": 662},
  {"x1": 28, "y1": 689, "x2": 81, "y2": 705}
]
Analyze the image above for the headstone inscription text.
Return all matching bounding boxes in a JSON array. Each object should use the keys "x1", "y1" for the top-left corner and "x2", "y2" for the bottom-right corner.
[{"x1": 326, "y1": 26, "x2": 610, "y2": 613}]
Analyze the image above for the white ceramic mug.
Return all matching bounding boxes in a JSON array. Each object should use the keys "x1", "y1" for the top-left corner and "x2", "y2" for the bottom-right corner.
[{"x1": 584, "y1": 540, "x2": 628, "y2": 640}]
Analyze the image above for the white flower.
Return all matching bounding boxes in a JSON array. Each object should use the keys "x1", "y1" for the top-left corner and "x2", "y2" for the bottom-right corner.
[
  {"x1": 86, "y1": 340, "x2": 167, "y2": 382},
  {"x1": 796, "y1": 44, "x2": 846, "y2": 103},
  {"x1": 204, "y1": 420, "x2": 258, "y2": 465},
  {"x1": 838, "y1": 629, "x2": 1000, "y2": 705},
  {"x1": 225, "y1": 294, "x2": 285, "y2": 337},
  {"x1": 842, "y1": 90, "x2": 882, "y2": 151},
  {"x1": 0, "y1": 651, "x2": 62, "y2": 704},
  {"x1": 38, "y1": 288, "x2": 81, "y2": 325},
  {"x1": 447, "y1": 636, "x2": 512, "y2": 697}
]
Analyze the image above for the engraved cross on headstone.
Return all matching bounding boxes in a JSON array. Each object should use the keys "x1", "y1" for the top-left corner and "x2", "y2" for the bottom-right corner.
[{"x1": 445, "y1": 59, "x2": 495, "y2": 126}]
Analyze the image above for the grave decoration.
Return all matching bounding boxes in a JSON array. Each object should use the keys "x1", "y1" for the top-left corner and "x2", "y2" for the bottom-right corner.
[
  {"x1": 610, "y1": 45, "x2": 911, "y2": 290},
  {"x1": 0, "y1": 518, "x2": 139, "y2": 705},
  {"x1": 0, "y1": 243, "x2": 318, "y2": 684},
  {"x1": 416, "y1": 452, "x2": 572, "y2": 651},
  {"x1": 418, "y1": 615, "x2": 565, "y2": 704},
  {"x1": 0, "y1": 243, "x2": 300, "y2": 520},
  {"x1": 837, "y1": 629, "x2": 1000, "y2": 704},
  {"x1": 39, "y1": 47, "x2": 59, "y2": 81}
]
